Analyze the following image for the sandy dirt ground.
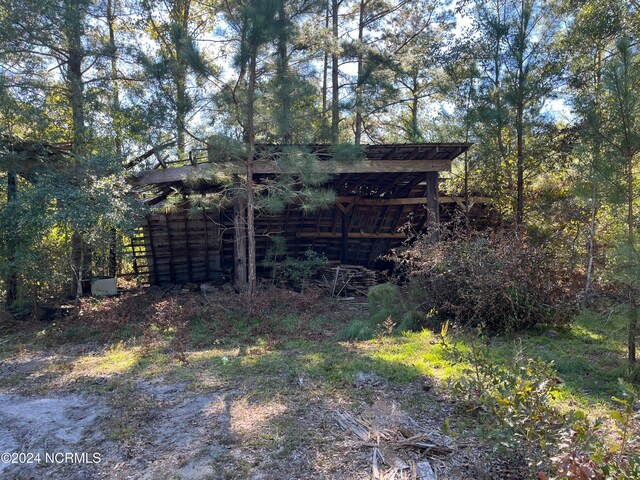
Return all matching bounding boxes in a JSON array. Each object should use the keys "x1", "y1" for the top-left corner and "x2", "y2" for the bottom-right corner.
[{"x1": 0, "y1": 346, "x2": 514, "y2": 480}]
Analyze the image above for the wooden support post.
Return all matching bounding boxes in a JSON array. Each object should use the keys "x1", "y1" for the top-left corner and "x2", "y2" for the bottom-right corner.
[
  {"x1": 6, "y1": 171, "x2": 17, "y2": 307},
  {"x1": 425, "y1": 171, "x2": 440, "y2": 240},
  {"x1": 233, "y1": 196, "x2": 247, "y2": 289},
  {"x1": 203, "y1": 210, "x2": 211, "y2": 281},
  {"x1": 341, "y1": 209, "x2": 351, "y2": 264}
]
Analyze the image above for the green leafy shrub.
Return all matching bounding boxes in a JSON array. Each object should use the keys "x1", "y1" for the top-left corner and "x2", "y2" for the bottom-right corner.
[
  {"x1": 266, "y1": 243, "x2": 329, "y2": 291},
  {"x1": 549, "y1": 380, "x2": 640, "y2": 479},
  {"x1": 445, "y1": 335, "x2": 640, "y2": 479},
  {"x1": 447, "y1": 340, "x2": 567, "y2": 475},
  {"x1": 391, "y1": 230, "x2": 578, "y2": 333},
  {"x1": 367, "y1": 282, "x2": 422, "y2": 331},
  {"x1": 336, "y1": 319, "x2": 375, "y2": 341},
  {"x1": 281, "y1": 249, "x2": 328, "y2": 291}
]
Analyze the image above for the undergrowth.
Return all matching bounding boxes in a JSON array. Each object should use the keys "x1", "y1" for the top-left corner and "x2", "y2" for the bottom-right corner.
[
  {"x1": 390, "y1": 230, "x2": 578, "y2": 333},
  {"x1": 443, "y1": 331, "x2": 640, "y2": 479},
  {"x1": 337, "y1": 283, "x2": 421, "y2": 340}
]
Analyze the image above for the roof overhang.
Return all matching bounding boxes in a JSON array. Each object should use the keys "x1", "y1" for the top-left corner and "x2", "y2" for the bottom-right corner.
[{"x1": 128, "y1": 143, "x2": 471, "y2": 188}]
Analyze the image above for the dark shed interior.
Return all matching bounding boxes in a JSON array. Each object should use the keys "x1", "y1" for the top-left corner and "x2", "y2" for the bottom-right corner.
[{"x1": 128, "y1": 143, "x2": 473, "y2": 285}]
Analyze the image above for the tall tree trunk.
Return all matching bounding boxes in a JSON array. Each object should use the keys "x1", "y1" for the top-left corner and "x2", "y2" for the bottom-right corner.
[
  {"x1": 108, "y1": 230, "x2": 117, "y2": 277},
  {"x1": 628, "y1": 151, "x2": 636, "y2": 364},
  {"x1": 67, "y1": 22, "x2": 86, "y2": 153},
  {"x1": 66, "y1": 0, "x2": 89, "y2": 299},
  {"x1": 246, "y1": 52, "x2": 258, "y2": 296},
  {"x1": 584, "y1": 181, "x2": 597, "y2": 303},
  {"x1": 322, "y1": 2, "x2": 329, "y2": 138},
  {"x1": 171, "y1": 0, "x2": 191, "y2": 159},
  {"x1": 493, "y1": 2, "x2": 507, "y2": 162},
  {"x1": 331, "y1": 0, "x2": 339, "y2": 143},
  {"x1": 70, "y1": 233, "x2": 83, "y2": 298},
  {"x1": 409, "y1": 75, "x2": 420, "y2": 142},
  {"x1": 73, "y1": 234, "x2": 84, "y2": 314},
  {"x1": 107, "y1": 0, "x2": 121, "y2": 277},
  {"x1": 175, "y1": 73, "x2": 187, "y2": 158},
  {"x1": 354, "y1": 0, "x2": 365, "y2": 144},
  {"x1": 585, "y1": 48, "x2": 603, "y2": 305},
  {"x1": 629, "y1": 292, "x2": 637, "y2": 365},
  {"x1": 515, "y1": 98, "x2": 524, "y2": 225},
  {"x1": 233, "y1": 194, "x2": 247, "y2": 289},
  {"x1": 5, "y1": 171, "x2": 17, "y2": 307},
  {"x1": 627, "y1": 152, "x2": 634, "y2": 249},
  {"x1": 515, "y1": 1, "x2": 525, "y2": 226},
  {"x1": 107, "y1": 0, "x2": 122, "y2": 156},
  {"x1": 277, "y1": 2, "x2": 291, "y2": 144}
]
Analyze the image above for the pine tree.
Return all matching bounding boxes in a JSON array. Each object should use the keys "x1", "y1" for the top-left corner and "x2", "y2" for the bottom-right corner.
[
  {"x1": 467, "y1": 0, "x2": 561, "y2": 224},
  {"x1": 139, "y1": 0, "x2": 214, "y2": 158},
  {"x1": 587, "y1": 39, "x2": 640, "y2": 364}
]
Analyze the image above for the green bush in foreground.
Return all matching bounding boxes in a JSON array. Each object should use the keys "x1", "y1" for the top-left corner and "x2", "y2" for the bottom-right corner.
[
  {"x1": 445, "y1": 335, "x2": 640, "y2": 479},
  {"x1": 337, "y1": 283, "x2": 421, "y2": 340}
]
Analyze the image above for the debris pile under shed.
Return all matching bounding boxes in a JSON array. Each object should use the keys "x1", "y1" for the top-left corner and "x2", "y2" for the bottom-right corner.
[{"x1": 313, "y1": 264, "x2": 378, "y2": 296}]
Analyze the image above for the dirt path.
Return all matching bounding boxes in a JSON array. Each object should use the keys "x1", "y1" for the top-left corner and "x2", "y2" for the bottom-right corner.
[
  {"x1": 0, "y1": 392, "x2": 109, "y2": 479},
  {"x1": 0, "y1": 383, "x2": 271, "y2": 480}
]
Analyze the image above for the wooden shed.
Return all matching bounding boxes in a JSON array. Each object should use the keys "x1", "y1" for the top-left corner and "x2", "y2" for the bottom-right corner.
[{"x1": 129, "y1": 143, "x2": 471, "y2": 285}]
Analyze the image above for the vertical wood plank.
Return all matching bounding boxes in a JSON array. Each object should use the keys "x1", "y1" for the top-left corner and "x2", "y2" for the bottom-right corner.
[
  {"x1": 146, "y1": 217, "x2": 160, "y2": 285},
  {"x1": 184, "y1": 212, "x2": 193, "y2": 282},
  {"x1": 341, "y1": 208, "x2": 351, "y2": 264},
  {"x1": 426, "y1": 171, "x2": 440, "y2": 240},
  {"x1": 165, "y1": 214, "x2": 175, "y2": 283},
  {"x1": 203, "y1": 209, "x2": 211, "y2": 281}
]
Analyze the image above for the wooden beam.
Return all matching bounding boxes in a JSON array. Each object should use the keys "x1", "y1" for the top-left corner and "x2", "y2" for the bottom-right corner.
[
  {"x1": 297, "y1": 232, "x2": 407, "y2": 239},
  {"x1": 335, "y1": 196, "x2": 428, "y2": 206},
  {"x1": 129, "y1": 159, "x2": 453, "y2": 187},
  {"x1": 333, "y1": 195, "x2": 491, "y2": 208},
  {"x1": 439, "y1": 196, "x2": 492, "y2": 204},
  {"x1": 153, "y1": 149, "x2": 168, "y2": 169},
  {"x1": 335, "y1": 200, "x2": 356, "y2": 213}
]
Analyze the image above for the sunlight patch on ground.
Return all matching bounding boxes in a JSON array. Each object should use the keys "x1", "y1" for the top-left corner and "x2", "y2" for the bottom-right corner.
[
  {"x1": 230, "y1": 396, "x2": 288, "y2": 437},
  {"x1": 73, "y1": 343, "x2": 141, "y2": 377}
]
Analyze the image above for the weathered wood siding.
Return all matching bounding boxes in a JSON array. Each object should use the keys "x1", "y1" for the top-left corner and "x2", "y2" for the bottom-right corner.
[{"x1": 140, "y1": 210, "x2": 222, "y2": 285}]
